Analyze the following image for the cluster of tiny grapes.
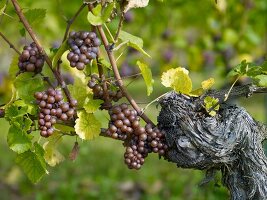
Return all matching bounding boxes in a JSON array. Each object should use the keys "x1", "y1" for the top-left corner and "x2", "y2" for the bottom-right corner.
[
  {"x1": 123, "y1": 124, "x2": 167, "y2": 170},
  {"x1": 67, "y1": 31, "x2": 101, "y2": 70},
  {"x1": 34, "y1": 88, "x2": 77, "y2": 137},
  {"x1": 106, "y1": 103, "x2": 140, "y2": 140},
  {"x1": 88, "y1": 74, "x2": 123, "y2": 102},
  {"x1": 145, "y1": 124, "x2": 168, "y2": 156},
  {"x1": 105, "y1": 104, "x2": 167, "y2": 169},
  {"x1": 18, "y1": 42, "x2": 44, "y2": 73}
]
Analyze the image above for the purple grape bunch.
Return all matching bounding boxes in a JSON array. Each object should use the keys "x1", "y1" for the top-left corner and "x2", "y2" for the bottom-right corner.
[
  {"x1": 18, "y1": 42, "x2": 44, "y2": 73},
  {"x1": 67, "y1": 31, "x2": 101, "y2": 70},
  {"x1": 34, "y1": 88, "x2": 77, "y2": 137}
]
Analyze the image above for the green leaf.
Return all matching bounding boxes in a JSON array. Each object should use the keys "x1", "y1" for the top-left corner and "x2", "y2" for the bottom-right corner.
[
  {"x1": 161, "y1": 67, "x2": 192, "y2": 95},
  {"x1": 75, "y1": 110, "x2": 101, "y2": 140},
  {"x1": 9, "y1": 56, "x2": 19, "y2": 81},
  {"x1": 16, "y1": 143, "x2": 47, "y2": 183},
  {"x1": 87, "y1": 3, "x2": 114, "y2": 26},
  {"x1": 261, "y1": 61, "x2": 267, "y2": 74},
  {"x1": 5, "y1": 104, "x2": 28, "y2": 119},
  {"x1": 24, "y1": 9, "x2": 46, "y2": 25},
  {"x1": 83, "y1": 94, "x2": 103, "y2": 113},
  {"x1": 98, "y1": 57, "x2": 111, "y2": 70},
  {"x1": 19, "y1": 27, "x2": 26, "y2": 37},
  {"x1": 254, "y1": 75, "x2": 267, "y2": 87},
  {"x1": 68, "y1": 78, "x2": 91, "y2": 108},
  {"x1": 54, "y1": 123, "x2": 75, "y2": 132},
  {"x1": 118, "y1": 31, "x2": 150, "y2": 57},
  {"x1": 14, "y1": 73, "x2": 45, "y2": 103},
  {"x1": 43, "y1": 133, "x2": 65, "y2": 167},
  {"x1": 7, "y1": 124, "x2": 32, "y2": 154},
  {"x1": 204, "y1": 96, "x2": 220, "y2": 117},
  {"x1": 136, "y1": 61, "x2": 154, "y2": 96},
  {"x1": 52, "y1": 40, "x2": 68, "y2": 69}
]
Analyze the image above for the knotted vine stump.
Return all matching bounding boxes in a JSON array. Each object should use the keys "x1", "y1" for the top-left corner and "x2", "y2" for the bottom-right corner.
[{"x1": 158, "y1": 85, "x2": 267, "y2": 200}]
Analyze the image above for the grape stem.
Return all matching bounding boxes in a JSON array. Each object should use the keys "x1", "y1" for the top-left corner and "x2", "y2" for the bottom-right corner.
[
  {"x1": 113, "y1": 12, "x2": 125, "y2": 43},
  {"x1": 0, "y1": 31, "x2": 21, "y2": 55},
  {"x1": 88, "y1": 4, "x2": 155, "y2": 126},
  {"x1": 61, "y1": 3, "x2": 86, "y2": 43},
  {"x1": 10, "y1": 0, "x2": 73, "y2": 103}
]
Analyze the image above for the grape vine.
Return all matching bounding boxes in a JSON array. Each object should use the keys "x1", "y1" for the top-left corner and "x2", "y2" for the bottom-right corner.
[{"x1": 0, "y1": 0, "x2": 266, "y2": 188}]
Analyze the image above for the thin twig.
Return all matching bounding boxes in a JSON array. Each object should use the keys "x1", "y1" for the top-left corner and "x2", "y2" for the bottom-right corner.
[
  {"x1": 0, "y1": 0, "x2": 10, "y2": 25},
  {"x1": 0, "y1": 31, "x2": 20, "y2": 54},
  {"x1": 114, "y1": 12, "x2": 124, "y2": 43},
  {"x1": 88, "y1": 4, "x2": 155, "y2": 126},
  {"x1": 11, "y1": 0, "x2": 72, "y2": 102},
  {"x1": 62, "y1": 3, "x2": 86, "y2": 43}
]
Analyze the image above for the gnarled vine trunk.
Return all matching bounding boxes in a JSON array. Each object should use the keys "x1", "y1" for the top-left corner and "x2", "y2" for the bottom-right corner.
[{"x1": 158, "y1": 91, "x2": 267, "y2": 200}]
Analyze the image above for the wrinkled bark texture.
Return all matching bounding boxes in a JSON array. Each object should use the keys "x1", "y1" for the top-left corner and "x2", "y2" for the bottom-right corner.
[{"x1": 158, "y1": 91, "x2": 267, "y2": 200}]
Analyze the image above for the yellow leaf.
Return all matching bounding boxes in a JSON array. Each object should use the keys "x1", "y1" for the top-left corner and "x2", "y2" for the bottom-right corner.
[
  {"x1": 161, "y1": 67, "x2": 192, "y2": 94},
  {"x1": 43, "y1": 134, "x2": 65, "y2": 167},
  {"x1": 201, "y1": 78, "x2": 215, "y2": 90},
  {"x1": 190, "y1": 88, "x2": 204, "y2": 97},
  {"x1": 75, "y1": 110, "x2": 101, "y2": 140}
]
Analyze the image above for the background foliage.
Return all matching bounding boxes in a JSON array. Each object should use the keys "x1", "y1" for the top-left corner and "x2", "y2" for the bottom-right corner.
[{"x1": 0, "y1": 0, "x2": 266, "y2": 199}]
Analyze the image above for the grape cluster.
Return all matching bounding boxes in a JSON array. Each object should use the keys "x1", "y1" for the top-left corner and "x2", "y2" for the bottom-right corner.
[
  {"x1": 18, "y1": 42, "x2": 44, "y2": 73},
  {"x1": 88, "y1": 74, "x2": 123, "y2": 102},
  {"x1": 67, "y1": 31, "x2": 101, "y2": 70},
  {"x1": 34, "y1": 88, "x2": 77, "y2": 137},
  {"x1": 123, "y1": 125, "x2": 167, "y2": 170},
  {"x1": 124, "y1": 142, "x2": 146, "y2": 170},
  {"x1": 145, "y1": 124, "x2": 168, "y2": 156},
  {"x1": 106, "y1": 103, "x2": 138, "y2": 140}
]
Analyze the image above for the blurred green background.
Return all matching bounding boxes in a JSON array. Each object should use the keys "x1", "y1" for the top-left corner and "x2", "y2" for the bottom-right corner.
[{"x1": 0, "y1": 0, "x2": 266, "y2": 199}]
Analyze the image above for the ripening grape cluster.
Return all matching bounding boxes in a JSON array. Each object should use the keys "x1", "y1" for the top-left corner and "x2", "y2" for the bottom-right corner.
[
  {"x1": 123, "y1": 124, "x2": 167, "y2": 170},
  {"x1": 18, "y1": 42, "x2": 44, "y2": 73},
  {"x1": 67, "y1": 31, "x2": 101, "y2": 70},
  {"x1": 105, "y1": 104, "x2": 168, "y2": 170},
  {"x1": 34, "y1": 88, "x2": 77, "y2": 137},
  {"x1": 106, "y1": 103, "x2": 139, "y2": 140},
  {"x1": 88, "y1": 74, "x2": 123, "y2": 102}
]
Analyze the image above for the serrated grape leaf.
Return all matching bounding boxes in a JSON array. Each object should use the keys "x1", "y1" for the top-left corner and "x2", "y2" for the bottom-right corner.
[
  {"x1": 43, "y1": 134, "x2": 65, "y2": 167},
  {"x1": 201, "y1": 78, "x2": 215, "y2": 90},
  {"x1": 14, "y1": 73, "x2": 45, "y2": 103},
  {"x1": 87, "y1": 2, "x2": 114, "y2": 25},
  {"x1": 7, "y1": 124, "x2": 32, "y2": 154},
  {"x1": 161, "y1": 67, "x2": 192, "y2": 95},
  {"x1": 9, "y1": 56, "x2": 19, "y2": 81},
  {"x1": 83, "y1": 94, "x2": 103, "y2": 113},
  {"x1": 122, "y1": 0, "x2": 149, "y2": 12},
  {"x1": 24, "y1": 9, "x2": 46, "y2": 25},
  {"x1": 5, "y1": 104, "x2": 28, "y2": 119},
  {"x1": 52, "y1": 40, "x2": 68, "y2": 69},
  {"x1": 254, "y1": 75, "x2": 267, "y2": 87},
  {"x1": 136, "y1": 61, "x2": 154, "y2": 96},
  {"x1": 14, "y1": 99, "x2": 38, "y2": 116},
  {"x1": 204, "y1": 96, "x2": 219, "y2": 117},
  {"x1": 16, "y1": 143, "x2": 47, "y2": 183},
  {"x1": 75, "y1": 110, "x2": 101, "y2": 140},
  {"x1": 118, "y1": 31, "x2": 150, "y2": 57},
  {"x1": 68, "y1": 78, "x2": 91, "y2": 108}
]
